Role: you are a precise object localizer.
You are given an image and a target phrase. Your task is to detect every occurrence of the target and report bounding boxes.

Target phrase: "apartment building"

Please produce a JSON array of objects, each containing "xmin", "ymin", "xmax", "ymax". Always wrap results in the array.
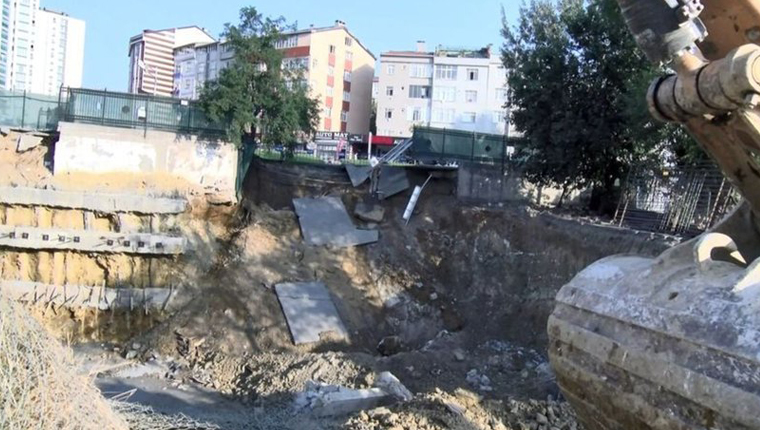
[
  {"xmin": 283, "ymin": 20, "xmax": 377, "ymax": 134},
  {"xmin": 128, "ymin": 26, "xmax": 214, "ymax": 97},
  {"xmin": 0, "ymin": 2, "xmax": 85, "ymax": 96},
  {"xmin": 174, "ymin": 40, "xmax": 235, "ymax": 100},
  {"xmin": 377, "ymin": 42, "xmax": 512, "ymax": 137}
]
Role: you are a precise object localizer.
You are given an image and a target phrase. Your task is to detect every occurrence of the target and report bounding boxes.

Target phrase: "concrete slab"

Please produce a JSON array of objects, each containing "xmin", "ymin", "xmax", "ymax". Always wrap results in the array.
[
  {"xmin": 275, "ymin": 282, "xmax": 349, "ymax": 345},
  {"xmin": 345, "ymin": 165, "xmax": 371, "ymax": 187},
  {"xmin": 0, "ymin": 186, "xmax": 188, "ymax": 214},
  {"xmin": 1, "ymin": 281, "xmax": 177, "ymax": 311},
  {"xmin": 0, "ymin": 225, "xmax": 186, "ymax": 255},
  {"xmin": 293, "ymin": 197, "xmax": 378, "ymax": 247},
  {"xmin": 16, "ymin": 134, "xmax": 44, "ymax": 152},
  {"xmin": 377, "ymin": 167, "xmax": 410, "ymax": 200}
]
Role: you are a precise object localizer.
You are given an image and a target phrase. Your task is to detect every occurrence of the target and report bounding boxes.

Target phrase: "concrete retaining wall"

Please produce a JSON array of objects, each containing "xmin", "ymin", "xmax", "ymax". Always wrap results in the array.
[
  {"xmin": 0, "ymin": 225, "xmax": 186, "ymax": 254},
  {"xmin": 54, "ymin": 122, "xmax": 238, "ymax": 202},
  {"xmin": 0, "ymin": 186, "xmax": 187, "ymax": 214}
]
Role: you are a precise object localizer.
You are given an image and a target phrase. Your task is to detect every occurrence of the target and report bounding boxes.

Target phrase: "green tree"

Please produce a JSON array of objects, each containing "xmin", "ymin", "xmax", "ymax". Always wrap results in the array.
[
  {"xmin": 502, "ymin": 0, "xmax": 700, "ymax": 208},
  {"xmin": 199, "ymin": 7, "xmax": 320, "ymax": 152}
]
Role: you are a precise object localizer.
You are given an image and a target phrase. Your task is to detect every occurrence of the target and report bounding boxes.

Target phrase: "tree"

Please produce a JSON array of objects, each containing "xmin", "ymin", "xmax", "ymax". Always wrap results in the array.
[
  {"xmin": 199, "ymin": 7, "xmax": 320, "ymax": 152},
  {"xmin": 502, "ymin": 0, "xmax": 700, "ymax": 208}
]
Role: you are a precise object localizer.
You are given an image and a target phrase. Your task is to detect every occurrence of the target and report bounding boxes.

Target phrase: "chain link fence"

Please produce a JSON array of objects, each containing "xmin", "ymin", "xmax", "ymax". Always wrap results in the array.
[
  {"xmin": 614, "ymin": 162, "xmax": 741, "ymax": 237},
  {"xmin": 0, "ymin": 89, "xmax": 61, "ymax": 130}
]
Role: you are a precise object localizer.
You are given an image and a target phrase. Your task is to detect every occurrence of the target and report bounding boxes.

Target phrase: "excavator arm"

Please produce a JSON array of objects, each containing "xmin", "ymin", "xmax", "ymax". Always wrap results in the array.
[
  {"xmin": 547, "ymin": 2, "xmax": 760, "ymax": 429},
  {"xmin": 618, "ymin": 0, "xmax": 760, "ymax": 216}
]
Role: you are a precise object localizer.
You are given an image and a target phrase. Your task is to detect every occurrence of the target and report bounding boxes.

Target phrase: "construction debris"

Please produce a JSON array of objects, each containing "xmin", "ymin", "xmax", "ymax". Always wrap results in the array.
[
  {"xmin": 294, "ymin": 372, "xmax": 412, "ymax": 417},
  {"xmin": 16, "ymin": 134, "xmax": 44, "ymax": 152},
  {"xmin": 275, "ymin": 282, "xmax": 349, "ymax": 345},
  {"xmin": 293, "ymin": 197, "xmax": 379, "ymax": 247},
  {"xmin": 376, "ymin": 166, "xmax": 411, "ymax": 200},
  {"xmin": 354, "ymin": 202, "xmax": 385, "ymax": 223},
  {"xmin": 345, "ymin": 164, "xmax": 371, "ymax": 187}
]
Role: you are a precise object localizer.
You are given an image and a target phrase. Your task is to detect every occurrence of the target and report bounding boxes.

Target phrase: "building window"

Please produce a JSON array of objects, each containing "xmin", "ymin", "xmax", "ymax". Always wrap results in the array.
[
  {"xmin": 386, "ymin": 86, "xmax": 394, "ymax": 96},
  {"xmin": 343, "ymin": 71, "xmax": 351, "ymax": 82},
  {"xmin": 493, "ymin": 110, "xmax": 507, "ymax": 123},
  {"xmin": 312, "ymin": 59, "xmax": 319, "ymax": 68},
  {"xmin": 328, "ymin": 66, "xmax": 335, "ymax": 76},
  {"xmin": 409, "ymin": 107, "xmax": 429, "ymax": 122},
  {"xmin": 345, "ymin": 37, "xmax": 353, "ymax": 46},
  {"xmin": 341, "ymin": 111, "xmax": 348, "ymax": 122},
  {"xmin": 343, "ymin": 91, "xmax": 350, "ymax": 101},
  {"xmin": 432, "ymin": 108, "xmax": 455, "ymax": 123},
  {"xmin": 410, "ymin": 64, "xmax": 432, "ymax": 78},
  {"xmin": 329, "ymin": 44, "xmax": 336, "ymax": 54},
  {"xmin": 467, "ymin": 68, "xmax": 479, "ymax": 81},
  {"xmin": 325, "ymin": 107, "xmax": 333, "ymax": 117},
  {"xmin": 387, "ymin": 64, "xmax": 395, "ymax": 75},
  {"xmin": 465, "ymin": 90, "xmax": 478, "ymax": 103},
  {"xmin": 346, "ymin": 51, "xmax": 353, "ymax": 61},
  {"xmin": 435, "ymin": 65, "xmax": 457, "ymax": 80},
  {"xmin": 385, "ymin": 108, "xmax": 393, "ymax": 120},
  {"xmin": 326, "ymin": 87, "xmax": 334, "ymax": 97},
  {"xmin": 433, "ymin": 87, "xmax": 456, "ymax": 102},
  {"xmin": 409, "ymin": 85, "xmax": 431, "ymax": 99},
  {"xmin": 496, "ymin": 88, "xmax": 508, "ymax": 103},
  {"xmin": 275, "ymin": 35, "xmax": 298, "ymax": 49},
  {"xmin": 463, "ymin": 112, "xmax": 477, "ymax": 123}
]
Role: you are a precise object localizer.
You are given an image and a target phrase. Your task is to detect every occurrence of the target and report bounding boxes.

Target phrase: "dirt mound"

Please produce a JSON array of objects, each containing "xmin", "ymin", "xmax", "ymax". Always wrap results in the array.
[{"xmin": 0, "ymin": 131, "xmax": 53, "ymax": 188}]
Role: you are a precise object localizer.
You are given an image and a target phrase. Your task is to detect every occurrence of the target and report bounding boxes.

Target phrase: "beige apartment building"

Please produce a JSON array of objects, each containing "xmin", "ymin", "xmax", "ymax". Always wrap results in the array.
[{"xmin": 277, "ymin": 21, "xmax": 375, "ymax": 134}]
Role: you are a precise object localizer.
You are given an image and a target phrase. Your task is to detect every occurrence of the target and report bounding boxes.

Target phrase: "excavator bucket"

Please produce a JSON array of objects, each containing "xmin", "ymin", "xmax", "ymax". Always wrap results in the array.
[
  {"xmin": 548, "ymin": 203, "xmax": 760, "ymax": 429},
  {"xmin": 548, "ymin": 1, "xmax": 760, "ymax": 428}
]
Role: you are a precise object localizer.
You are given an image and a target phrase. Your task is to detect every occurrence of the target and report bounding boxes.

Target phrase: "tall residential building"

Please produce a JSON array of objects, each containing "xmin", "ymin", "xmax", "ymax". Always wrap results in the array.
[
  {"xmin": 174, "ymin": 40, "xmax": 235, "ymax": 100},
  {"xmin": 173, "ymin": 20, "xmax": 375, "ymax": 134},
  {"xmin": 377, "ymin": 43, "xmax": 512, "ymax": 137},
  {"xmin": 128, "ymin": 26, "xmax": 214, "ymax": 97},
  {"xmin": 0, "ymin": 2, "xmax": 84, "ymax": 96}
]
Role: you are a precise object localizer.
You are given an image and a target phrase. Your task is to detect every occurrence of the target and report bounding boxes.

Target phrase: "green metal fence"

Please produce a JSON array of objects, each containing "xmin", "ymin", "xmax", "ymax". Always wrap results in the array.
[
  {"xmin": 0, "ymin": 89, "xmax": 61, "ymax": 130},
  {"xmin": 410, "ymin": 126, "xmax": 524, "ymax": 165},
  {"xmin": 61, "ymin": 88, "xmax": 226, "ymax": 136}
]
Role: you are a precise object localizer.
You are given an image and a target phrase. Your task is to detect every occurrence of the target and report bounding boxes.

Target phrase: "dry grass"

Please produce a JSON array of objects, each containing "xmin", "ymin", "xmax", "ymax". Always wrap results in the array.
[{"xmin": 0, "ymin": 294, "xmax": 129, "ymax": 429}]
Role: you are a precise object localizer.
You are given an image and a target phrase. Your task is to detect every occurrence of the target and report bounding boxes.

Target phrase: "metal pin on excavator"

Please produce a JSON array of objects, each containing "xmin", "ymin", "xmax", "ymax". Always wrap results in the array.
[{"xmin": 548, "ymin": 1, "xmax": 760, "ymax": 429}]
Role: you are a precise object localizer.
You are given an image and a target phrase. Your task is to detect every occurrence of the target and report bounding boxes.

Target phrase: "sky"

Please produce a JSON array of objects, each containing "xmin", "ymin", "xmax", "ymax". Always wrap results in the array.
[{"xmin": 41, "ymin": 0, "xmax": 523, "ymax": 91}]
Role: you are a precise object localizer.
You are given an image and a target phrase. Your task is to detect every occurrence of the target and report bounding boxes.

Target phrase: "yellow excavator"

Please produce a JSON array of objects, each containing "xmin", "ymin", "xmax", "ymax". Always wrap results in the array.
[{"xmin": 548, "ymin": 1, "xmax": 760, "ymax": 429}]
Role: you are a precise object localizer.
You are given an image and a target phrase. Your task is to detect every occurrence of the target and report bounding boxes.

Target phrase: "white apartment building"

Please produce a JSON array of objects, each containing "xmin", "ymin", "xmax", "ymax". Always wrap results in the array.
[
  {"xmin": 377, "ymin": 43, "xmax": 513, "ymax": 137},
  {"xmin": 171, "ymin": 21, "xmax": 376, "ymax": 134},
  {"xmin": 0, "ymin": 2, "xmax": 85, "ymax": 96},
  {"xmin": 174, "ymin": 40, "xmax": 235, "ymax": 100},
  {"xmin": 128, "ymin": 26, "xmax": 215, "ymax": 97}
]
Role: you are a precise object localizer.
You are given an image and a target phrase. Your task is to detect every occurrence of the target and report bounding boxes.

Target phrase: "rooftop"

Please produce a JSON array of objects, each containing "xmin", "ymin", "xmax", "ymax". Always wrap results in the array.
[{"xmin": 281, "ymin": 21, "xmax": 376, "ymax": 60}]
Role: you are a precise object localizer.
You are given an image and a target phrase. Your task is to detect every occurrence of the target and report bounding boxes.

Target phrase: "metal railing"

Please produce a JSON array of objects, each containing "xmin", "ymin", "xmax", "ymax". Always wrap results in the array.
[
  {"xmin": 0, "ymin": 89, "xmax": 61, "ymax": 130},
  {"xmin": 614, "ymin": 162, "xmax": 740, "ymax": 237},
  {"xmin": 409, "ymin": 126, "xmax": 523, "ymax": 165},
  {"xmin": 60, "ymin": 88, "xmax": 226, "ymax": 136}
]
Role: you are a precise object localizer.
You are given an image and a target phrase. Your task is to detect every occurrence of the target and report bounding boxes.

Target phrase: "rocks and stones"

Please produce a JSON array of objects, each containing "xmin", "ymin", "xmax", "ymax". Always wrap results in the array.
[
  {"xmin": 374, "ymin": 371, "xmax": 413, "ymax": 401},
  {"xmin": 294, "ymin": 373, "xmax": 412, "ymax": 417},
  {"xmin": 466, "ymin": 369, "xmax": 493, "ymax": 392},
  {"xmin": 453, "ymin": 349, "xmax": 466, "ymax": 362},
  {"xmin": 377, "ymin": 335, "xmax": 403, "ymax": 356},
  {"xmin": 354, "ymin": 202, "xmax": 386, "ymax": 223}
]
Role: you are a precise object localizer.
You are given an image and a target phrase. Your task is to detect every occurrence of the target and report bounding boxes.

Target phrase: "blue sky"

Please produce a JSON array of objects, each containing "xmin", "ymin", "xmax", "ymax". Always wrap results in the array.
[{"xmin": 41, "ymin": 0, "xmax": 523, "ymax": 91}]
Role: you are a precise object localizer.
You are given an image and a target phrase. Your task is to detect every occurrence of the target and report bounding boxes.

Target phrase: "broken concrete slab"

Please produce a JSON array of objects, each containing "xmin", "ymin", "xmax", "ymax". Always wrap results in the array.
[
  {"xmin": 275, "ymin": 282, "xmax": 349, "ymax": 345},
  {"xmin": 0, "ymin": 186, "xmax": 188, "ymax": 214},
  {"xmin": 16, "ymin": 134, "xmax": 44, "ymax": 152},
  {"xmin": 354, "ymin": 202, "xmax": 385, "ymax": 223},
  {"xmin": 295, "ymin": 381, "xmax": 392, "ymax": 417},
  {"xmin": 375, "ymin": 371, "xmax": 413, "ymax": 401},
  {"xmin": 293, "ymin": 197, "xmax": 378, "ymax": 247},
  {"xmin": 377, "ymin": 167, "xmax": 410, "ymax": 200},
  {"xmin": 0, "ymin": 225, "xmax": 187, "ymax": 255},
  {"xmin": 1, "ymin": 280, "xmax": 178, "ymax": 311},
  {"xmin": 345, "ymin": 165, "xmax": 371, "ymax": 187}
]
